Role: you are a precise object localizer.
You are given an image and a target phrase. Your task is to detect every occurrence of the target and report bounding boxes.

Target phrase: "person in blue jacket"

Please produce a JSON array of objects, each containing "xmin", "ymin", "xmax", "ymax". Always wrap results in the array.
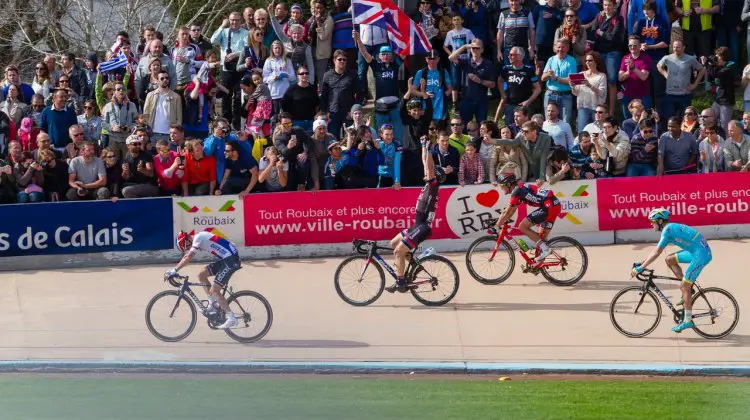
[
  {"xmin": 376, "ymin": 123, "xmax": 402, "ymax": 189},
  {"xmin": 202, "ymin": 118, "xmax": 254, "ymax": 185}
]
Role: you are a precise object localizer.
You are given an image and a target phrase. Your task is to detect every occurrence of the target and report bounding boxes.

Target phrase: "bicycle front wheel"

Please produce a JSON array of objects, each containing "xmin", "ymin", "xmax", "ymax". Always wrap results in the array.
[
  {"xmin": 334, "ymin": 256, "xmax": 386, "ymax": 306},
  {"xmin": 540, "ymin": 236, "xmax": 588, "ymax": 286},
  {"xmin": 409, "ymin": 255, "xmax": 460, "ymax": 306},
  {"xmin": 610, "ymin": 286, "xmax": 662, "ymax": 338},
  {"xmin": 465, "ymin": 235, "xmax": 515, "ymax": 285},
  {"xmin": 225, "ymin": 290, "xmax": 274, "ymax": 343},
  {"xmin": 145, "ymin": 290, "xmax": 197, "ymax": 342},
  {"xmin": 691, "ymin": 287, "xmax": 739, "ymax": 339}
]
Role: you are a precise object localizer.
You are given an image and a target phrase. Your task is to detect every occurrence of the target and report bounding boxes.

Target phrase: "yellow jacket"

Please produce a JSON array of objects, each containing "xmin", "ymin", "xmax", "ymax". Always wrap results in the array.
[{"xmin": 681, "ymin": 0, "xmax": 713, "ymax": 31}]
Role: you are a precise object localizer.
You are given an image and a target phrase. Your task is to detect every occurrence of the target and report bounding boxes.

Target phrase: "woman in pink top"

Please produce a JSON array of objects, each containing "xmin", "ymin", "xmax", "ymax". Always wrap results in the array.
[{"xmin": 153, "ymin": 139, "xmax": 184, "ymax": 195}]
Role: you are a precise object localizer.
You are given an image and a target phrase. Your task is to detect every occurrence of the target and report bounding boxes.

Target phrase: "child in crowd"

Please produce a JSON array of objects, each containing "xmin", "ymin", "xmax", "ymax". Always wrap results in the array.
[
  {"xmin": 458, "ymin": 142, "xmax": 484, "ymax": 186},
  {"xmin": 246, "ymin": 69, "xmax": 273, "ymax": 137},
  {"xmin": 324, "ymin": 141, "xmax": 348, "ymax": 190},
  {"xmin": 17, "ymin": 117, "xmax": 39, "ymax": 152},
  {"xmin": 589, "ymin": 147, "xmax": 608, "ymax": 178}
]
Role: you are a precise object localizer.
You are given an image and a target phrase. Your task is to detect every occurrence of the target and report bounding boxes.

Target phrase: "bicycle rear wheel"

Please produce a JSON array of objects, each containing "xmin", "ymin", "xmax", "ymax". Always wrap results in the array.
[
  {"xmin": 610, "ymin": 286, "xmax": 662, "ymax": 338},
  {"xmin": 691, "ymin": 287, "xmax": 739, "ymax": 339},
  {"xmin": 334, "ymin": 256, "xmax": 385, "ymax": 306},
  {"xmin": 465, "ymin": 235, "xmax": 515, "ymax": 285},
  {"xmin": 145, "ymin": 290, "xmax": 197, "ymax": 342},
  {"xmin": 225, "ymin": 290, "xmax": 274, "ymax": 343},
  {"xmin": 540, "ymin": 236, "xmax": 588, "ymax": 286},
  {"xmin": 409, "ymin": 255, "xmax": 459, "ymax": 306}
]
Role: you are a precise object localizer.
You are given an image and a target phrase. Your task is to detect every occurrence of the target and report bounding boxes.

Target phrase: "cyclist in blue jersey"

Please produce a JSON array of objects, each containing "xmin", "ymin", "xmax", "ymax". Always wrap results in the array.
[
  {"xmin": 631, "ymin": 208, "xmax": 713, "ymax": 333},
  {"xmin": 165, "ymin": 231, "xmax": 242, "ymax": 329}
]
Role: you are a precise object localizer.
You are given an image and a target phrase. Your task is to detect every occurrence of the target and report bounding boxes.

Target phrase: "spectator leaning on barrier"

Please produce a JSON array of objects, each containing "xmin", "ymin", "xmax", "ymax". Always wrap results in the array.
[
  {"xmin": 458, "ymin": 141, "xmax": 485, "ymax": 186},
  {"xmin": 66, "ymin": 141, "xmax": 110, "ymax": 201},
  {"xmin": 273, "ymin": 112, "xmax": 311, "ymax": 191},
  {"xmin": 494, "ymin": 120, "xmax": 551, "ymax": 182},
  {"xmin": 143, "ymin": 70, "xmax": 182, "ymax": 142},
  {"xmin": 723, "ymin": 120, "xmax": 750, "ymax": 172},
  {"xmin": 121, "ymin": 135, "xmax": 159, "ymax": 198},
  {"xmin": 101, "ymin": 81, "xmax": 137, "ymax": 160},
  {"xmin": 545, "ymin": 146, "xmax": 575, "ymax": 184},
  {"xmin": 182, "ymin": 139, "xmax": 217, "ymax": 196},
  {"xmin": 324, "ymin": 141, "xmax": 348, "ymax": 190},
  {"xmin": 258, "ymin": 145, "xmax": 289, "ymax": 192},
  {"xmin": 40, "ymin": 89, "xmax": 78, "ymax": 154},
  {"xmin": 568, "ymin": 131, "xmax": 595, "ymax": 178},
  {"xmin": 490, "ymin": 126, "xmax": 528, "ymax": 183},
  {"xmin": 699, "ymin": 123, "xmax": 726, "ymax": 173},
  {"xmin": 308, "ymin": 119, "xmax": 336, "ymax": 191},
  {"xmin": 216, "ymin": 141, "xmax": 258, "ymax": 197},
  {"xmin": 658, "ymin": 116, "xmax": 699, "ymax": 175},
  {"xmin": 153, "ymin": 139, "xmax": 184, "ymax": 195},
  {"xmin": 13, "ymin": 151, "xmax": 44, "ymax": 203},
  {"xmin": 627, "ymin": 119, "xmax": 659, "ymax": 176}
]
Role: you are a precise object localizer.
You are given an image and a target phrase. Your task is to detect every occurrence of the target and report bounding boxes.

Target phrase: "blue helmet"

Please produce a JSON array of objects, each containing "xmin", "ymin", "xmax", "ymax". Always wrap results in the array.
[{"xmin": 647, "ymin": 208, "xmax": 670, "ymax": 222}]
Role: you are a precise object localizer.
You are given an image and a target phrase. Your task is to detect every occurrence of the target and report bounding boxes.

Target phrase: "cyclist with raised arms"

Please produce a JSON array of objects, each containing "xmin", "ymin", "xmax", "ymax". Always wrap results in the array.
[
  {"xmin": 385, "ymin": 136, "xmax": 446, "ymax": 293},
  {"xmin": 165, "ymin": 231, "xmax": 242, "ymax": 329},
  {"xmin": 493, "ymin": 172, "xmax": 559, "ymax": 261},
  {"xmin": 631, "ymin": 208, "xmax": 713, "ymax": 333}
]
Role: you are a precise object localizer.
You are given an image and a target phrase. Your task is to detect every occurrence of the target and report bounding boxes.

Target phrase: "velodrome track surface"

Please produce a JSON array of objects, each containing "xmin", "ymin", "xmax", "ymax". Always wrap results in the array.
[{"xmin": 0, "ymin": 239, "xmax": 747, "ymax": 368}]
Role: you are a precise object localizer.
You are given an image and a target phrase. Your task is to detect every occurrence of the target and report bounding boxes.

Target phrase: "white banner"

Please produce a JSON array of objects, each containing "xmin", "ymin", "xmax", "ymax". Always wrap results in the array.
[{"xmin": 172, "ymin": 196, "xmax": 245, "ymax": 247}]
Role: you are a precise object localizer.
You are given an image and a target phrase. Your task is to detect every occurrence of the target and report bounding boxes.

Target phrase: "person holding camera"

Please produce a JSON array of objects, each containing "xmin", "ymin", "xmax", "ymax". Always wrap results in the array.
[
  {"xmin": 703, "ymin": 47, "xmax": 736, "ymax": 135},
  {"xmin": 211, "ymin": 12, "xmax": 249, "ymax": 130},
  {"xmin": 203, "ymin": 118, "xmax": 254, "ymax": 186},
  {"xmin": 273, "ymin": 112, "xmax": 312, "ymax": 191}
]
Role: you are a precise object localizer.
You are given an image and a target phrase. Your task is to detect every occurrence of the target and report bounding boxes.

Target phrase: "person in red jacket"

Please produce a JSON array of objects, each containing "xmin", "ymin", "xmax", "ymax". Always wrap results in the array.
[{"xmin": 181, "ymin": 139, "xmax": 216, "ymax": 196}]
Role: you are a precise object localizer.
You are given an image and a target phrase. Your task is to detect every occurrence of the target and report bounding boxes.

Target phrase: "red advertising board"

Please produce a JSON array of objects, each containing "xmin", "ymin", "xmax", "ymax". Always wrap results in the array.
[{"xmin": 596, "ymin": 172, "xmax": 750, "ymax": 230}]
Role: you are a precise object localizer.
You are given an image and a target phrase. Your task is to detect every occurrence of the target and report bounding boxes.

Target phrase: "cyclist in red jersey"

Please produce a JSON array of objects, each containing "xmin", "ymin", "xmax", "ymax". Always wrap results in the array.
[{"xmin": 493, "ymin": 172, "xmax": 561, "ymax": 260}]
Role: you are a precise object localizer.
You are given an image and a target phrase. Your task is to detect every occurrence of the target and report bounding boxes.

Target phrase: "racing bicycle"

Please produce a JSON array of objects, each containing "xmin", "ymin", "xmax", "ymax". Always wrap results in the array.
[
  {"xmin": 145, "ymin": 272, "xmax": 273, "ymax": 343},
  {"xmin": 465, "ymin": 217, "xmax": 588, "ymax": 286},
  {"xmin": 334, "ymin": 239, "xmax": 460, "ymax": 307},
  {"xmin": 610, "ymin": 265, "xmax": 739, "ymax": 339}
]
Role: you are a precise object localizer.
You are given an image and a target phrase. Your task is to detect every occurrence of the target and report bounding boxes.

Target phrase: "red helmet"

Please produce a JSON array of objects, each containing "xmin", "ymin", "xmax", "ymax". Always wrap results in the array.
[{"xmin": 176, "ymin": 230, "xmax": 191, "ymax": 252}]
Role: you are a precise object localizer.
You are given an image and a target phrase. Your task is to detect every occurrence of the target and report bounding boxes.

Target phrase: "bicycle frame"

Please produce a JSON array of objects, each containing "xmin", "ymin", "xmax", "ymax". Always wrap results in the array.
[
  {"xmin": 167, "ymin": 275, "xmax": 245, "ymax": 320},
  {"xmin": 633, "ymin": 269, "xmax": 714, "ymax": 321},
  {"xmin": 353, "ymin": 240, "xmax": 435, "ymax": 287},
  {"xmin": 490, "ymin": 222, "xmax": 563, "ymax": 270}
]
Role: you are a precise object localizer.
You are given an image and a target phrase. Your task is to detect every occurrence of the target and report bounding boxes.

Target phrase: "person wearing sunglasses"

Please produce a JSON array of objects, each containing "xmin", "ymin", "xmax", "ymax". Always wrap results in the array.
[
  {"xmin": 142, "ymin": 70, "xmax": 182, "ymax": 143},
  {"xmin": 77, "ymin": 99, "xmax": 102, "ymax": 144},
  {"xmin": 448, "ymin": 39, "xmax": 495, "ymax": 127},
  {"xmin": 319, "ymin": 49, "xmax": 359, "ymax": 141},
  {"xmin": 31, "ymin": 61, "xmax": 53, "ymax": 99},
  {"xmin": 281, "ymin": 66, "xmax": 319, "ymax": 133},
  {"xmin": 100, "ymin": 81, "xmax": 137, "ymax": 160},
  {"xmin": 626, "ymin": 120, "xmax": 659, "ymax": 177},
  {"xmin": 121, "ymin": 135, "xmax": 159, "ymax": 198}
]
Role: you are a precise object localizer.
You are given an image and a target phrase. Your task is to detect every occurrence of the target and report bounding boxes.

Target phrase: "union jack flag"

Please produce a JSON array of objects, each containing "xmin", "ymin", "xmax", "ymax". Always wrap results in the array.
[{"xmin": 352, "ymin": 0, "xmax": 432, "ymax": 57}]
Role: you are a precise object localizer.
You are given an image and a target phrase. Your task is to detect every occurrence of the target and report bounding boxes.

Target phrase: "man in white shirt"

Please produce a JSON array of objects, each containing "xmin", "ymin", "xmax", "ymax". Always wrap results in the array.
[
  {"xmin": 542, "ymin": 102, "xmax": 574, "ymax": 150},
  {"xmin": 143, "ymin": 71, "xmax": 183, "ymax": 143}
]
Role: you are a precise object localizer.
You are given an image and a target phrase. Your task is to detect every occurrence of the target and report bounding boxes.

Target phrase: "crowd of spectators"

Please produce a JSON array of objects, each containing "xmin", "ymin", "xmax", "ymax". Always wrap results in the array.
[{"xmin": 0, "ymin": 0, "xmax": 749, "ymax": 205}]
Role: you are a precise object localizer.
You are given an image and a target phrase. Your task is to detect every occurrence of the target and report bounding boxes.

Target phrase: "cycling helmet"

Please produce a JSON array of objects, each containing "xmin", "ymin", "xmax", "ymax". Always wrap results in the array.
[
  {"xmin": 176, "ymin": 230, "xmax": 191, "ymax": 252},
  {"xmin": 647, "ymin": 208, "xmax": 670, "ymax": 223},
  {"xmin": 434, "ymin": 166, "xmax": 447, "ymax": 184},
  {"xmin": 498, "ymin": 172, "xmax": 517, "ymax": 186}
]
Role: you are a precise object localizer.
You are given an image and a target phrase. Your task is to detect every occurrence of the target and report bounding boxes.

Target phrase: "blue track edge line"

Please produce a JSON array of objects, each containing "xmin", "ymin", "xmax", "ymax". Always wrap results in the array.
[{"xmin": 0, "ymin": 361, "xmax": 750, "ymax": 376}]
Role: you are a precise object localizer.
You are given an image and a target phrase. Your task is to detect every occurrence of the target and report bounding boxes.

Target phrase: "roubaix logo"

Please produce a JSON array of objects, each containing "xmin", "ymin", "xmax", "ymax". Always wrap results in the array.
[
  {"xmin": 175, "ymin": 199, "xmax": 242, "ymax": 241},
  {"xmin": 554, "ymin": 184, "xmax": 590, "ymax": 225}
]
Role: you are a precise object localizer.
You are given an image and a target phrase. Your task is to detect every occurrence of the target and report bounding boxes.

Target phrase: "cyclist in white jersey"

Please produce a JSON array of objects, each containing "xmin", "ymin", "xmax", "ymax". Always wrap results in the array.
[{"xmin": 165, "ymin": 231, "xmax": 242, "ymax": 329}]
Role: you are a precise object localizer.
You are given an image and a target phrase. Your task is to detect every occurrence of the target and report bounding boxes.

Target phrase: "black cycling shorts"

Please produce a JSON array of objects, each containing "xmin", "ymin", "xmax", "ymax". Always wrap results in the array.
[
  {"xmin": 401, "ymin": 224, "xmax": 432, "ymax": 250},
  {"xmin": 206, "ymin": 255, "xmax": 241, "ymax": 287},
  {"xmin": 526, "ymin": 204, "xmax": 561, "ymax": 230}
]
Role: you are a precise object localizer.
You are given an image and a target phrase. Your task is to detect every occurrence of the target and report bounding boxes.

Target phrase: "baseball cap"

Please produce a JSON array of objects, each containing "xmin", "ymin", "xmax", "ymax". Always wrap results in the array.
[
  {"xmin": 126, "ymin": 135, "xmax": 141, "ymax": 145},
  {"xmin": 327, "ymin": 141, "xmax": 342, "ymax": 151},
  {"xmin": 426, "ymin": 49, "xmax": 439, "ymax": 59},
  {"xmin": 379, "ymin": 45, "xmax": 393, "ymax": 54}
]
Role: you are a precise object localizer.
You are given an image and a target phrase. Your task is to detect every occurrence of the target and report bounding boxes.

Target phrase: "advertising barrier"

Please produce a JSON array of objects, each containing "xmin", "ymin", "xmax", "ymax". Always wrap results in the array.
[
  {"xmin": 242, "ymin": 180, "xmax": 599, "ymax": 247},
  {"xmin": 0, "ymin": 198, "xmax": 173, "ymax": 257},
  {"xmin": 596, "ymin": 172, "xmax": 750, "ymax": 231}
]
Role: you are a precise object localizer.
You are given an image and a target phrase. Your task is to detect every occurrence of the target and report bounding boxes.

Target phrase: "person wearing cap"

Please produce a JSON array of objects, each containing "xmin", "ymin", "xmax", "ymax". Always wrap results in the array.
[
  {"xmin": 83, "ymin": 53, "xmax": 99, "ymax": 100},
  {"xmin": 410, "ymin": 50, "xmax": 453, "ymax": 129},
  {"xmin": 309, "ymin": 118, "xmax": 337, "ymax": 191},
  {"xmin": 353, "ymin": 32, "xmax": 403, "ymax": 140},
  {"xmin": 448, "ymin": 38, "xmax": 495, "ymax": 126},
  {"xmin": 323, "ymin": 140, "xmax": 348, "ymax": 189},
  {"xmin": 121, "ymin": 134, "xmax": 159, "ymax": 198}
]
